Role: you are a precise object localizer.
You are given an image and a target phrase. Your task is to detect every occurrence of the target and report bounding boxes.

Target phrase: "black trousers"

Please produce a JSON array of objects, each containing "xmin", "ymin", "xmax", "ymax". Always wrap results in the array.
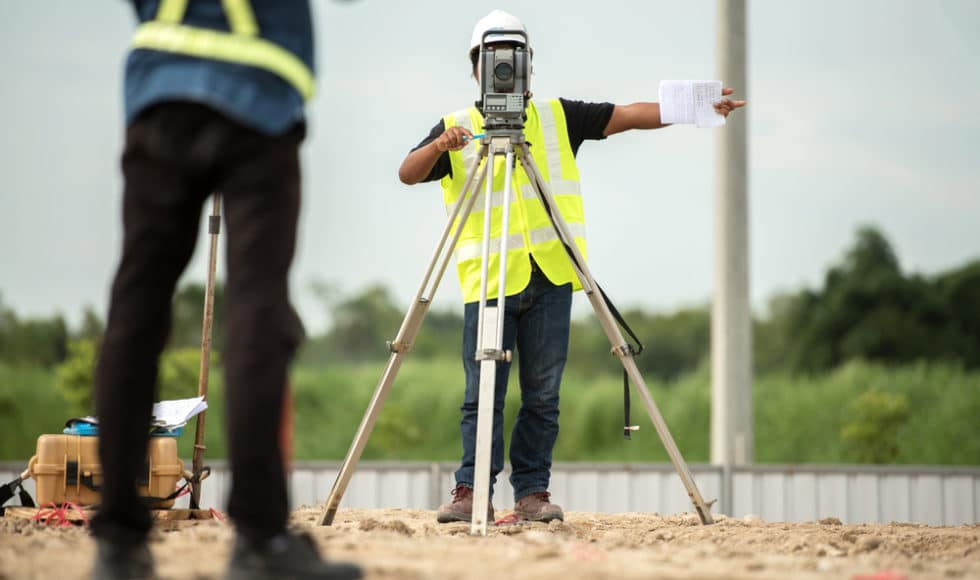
[{"xmin": 91, "ymin": 102, "xmax": 305, "ymax": 545}]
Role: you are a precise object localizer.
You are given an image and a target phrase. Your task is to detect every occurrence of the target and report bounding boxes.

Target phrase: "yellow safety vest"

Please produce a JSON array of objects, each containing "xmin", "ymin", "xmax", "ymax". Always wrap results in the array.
[
  {"xmin": 442, "ymin": 99, "xmax": 587, "ymax": 304},
  {"xmin": 131, "ymin": 0, "xmax": 315, "ymax": 101}
]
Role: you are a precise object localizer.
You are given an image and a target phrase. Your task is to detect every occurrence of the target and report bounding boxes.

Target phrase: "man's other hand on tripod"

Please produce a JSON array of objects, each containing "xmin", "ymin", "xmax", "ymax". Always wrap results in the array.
[
  {"xmin": 399, "ymin": 126, "xmax": 473, "ymax": 184},
  {"xmin": 436, "ymin": 126, "xmax": 474, "ymax": 152}
]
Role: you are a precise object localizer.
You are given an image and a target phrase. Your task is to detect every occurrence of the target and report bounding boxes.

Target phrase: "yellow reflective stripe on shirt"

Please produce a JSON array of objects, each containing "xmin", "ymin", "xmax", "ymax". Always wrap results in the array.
[
  {"xmin": 550, "ymin": 99, "xmax": 580, "ymax": 182},
  {"xmin": 455, "ymin": 233, "xmax": 527, "ymax": 262},
  {"xmin": 132, "ymin": 21, "xmax": 315, "ymax": 100},
  {"xmin": 455, "ymin": 222, "xmax": 586, "ymax": 264},
  {"xmin": 222, "ymin": 0, "xmax": 259, "ymax": 36},
  {"xmin": 456, "ymin": 112, "xmax": 478, "ymax": 190},
  {"xmin": 442, "ymin": 109, "xmax": 478, "ymax": 204},
  {"xmin": 520, "ymin": 180, "xmax": 581, "ymax": 200},
  {"xmin": 535, "ymin": 100, "xmax": 563, "ymax": 182},
  {"xmin": 528, "ymin": 222, "xmax": 586, "ymax": 246},
  {"xmin": 156, "ymin": 0, "xmax": 188, "ymax": 23},
  {"xmin": 470, "ymin": 188, "xmax": 520, "ymax": 212}
]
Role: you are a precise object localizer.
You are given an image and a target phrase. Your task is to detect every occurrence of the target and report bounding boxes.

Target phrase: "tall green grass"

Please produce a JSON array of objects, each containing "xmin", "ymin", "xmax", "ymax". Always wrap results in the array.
[
  {"xmin": 1, "ymin": 360, "xmax": 977, "ymax": 465},
  {"xmin": 752, "ymin": 360, "xmax": 980, "ymax": 464}
]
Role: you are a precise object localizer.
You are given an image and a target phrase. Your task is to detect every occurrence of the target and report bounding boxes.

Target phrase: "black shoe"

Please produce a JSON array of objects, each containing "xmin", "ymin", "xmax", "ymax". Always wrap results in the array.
[
  {"xmin": 225, "ymin": 531, "xmax": 362, "ymax": 580},
  {"xmin": 91, "ymin": 540, "xmax": 155, "ymax": 580}
]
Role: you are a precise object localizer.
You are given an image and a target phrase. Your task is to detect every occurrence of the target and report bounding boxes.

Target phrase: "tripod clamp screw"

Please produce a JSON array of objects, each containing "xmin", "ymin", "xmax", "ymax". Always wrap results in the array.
[
  {"xmin": 386, "ymin": 340, "xmax": 412, "ymax": 354},
  {"xmin": 611, "ymin": 344, "xmax": 635, "ymax": 358},
  {"xmin": 476, "ymin": 349, "xmax": 511, "ymax": 362}
]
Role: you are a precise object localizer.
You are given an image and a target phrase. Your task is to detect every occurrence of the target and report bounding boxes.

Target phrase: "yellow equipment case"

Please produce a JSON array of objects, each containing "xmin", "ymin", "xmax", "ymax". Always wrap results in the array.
[{"xmin": 27, "ymin": 435, "xmax": 185, "ymax": 509}]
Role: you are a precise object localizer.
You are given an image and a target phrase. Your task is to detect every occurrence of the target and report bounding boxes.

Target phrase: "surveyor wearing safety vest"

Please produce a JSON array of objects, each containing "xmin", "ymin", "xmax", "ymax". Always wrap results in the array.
[
  {"xmin": 399, "ymin": 10, "xmax": 746, "ymax": 524},
  {"xmin": 91, "ymin": 2, "xmax": 361, "ymax": 579}
]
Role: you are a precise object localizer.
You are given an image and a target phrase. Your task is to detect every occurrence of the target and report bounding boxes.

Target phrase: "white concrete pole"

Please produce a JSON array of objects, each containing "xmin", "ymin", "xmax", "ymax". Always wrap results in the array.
[{"xmin": 712, "ymin": 0, "xmax": 753, "ymax": 482}]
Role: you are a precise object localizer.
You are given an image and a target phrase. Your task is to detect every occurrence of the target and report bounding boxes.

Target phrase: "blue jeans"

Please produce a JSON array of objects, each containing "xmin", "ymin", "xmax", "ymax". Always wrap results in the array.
[{"xmin": 454, "ymin": 267, "xmax": 572, "ymax": 501}]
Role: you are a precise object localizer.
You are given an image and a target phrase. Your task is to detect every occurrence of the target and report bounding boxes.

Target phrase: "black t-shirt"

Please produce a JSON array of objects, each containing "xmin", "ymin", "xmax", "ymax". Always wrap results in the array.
[{"xmin": 410, "ymin": 98, "xmax": 614, "ymax": 183}]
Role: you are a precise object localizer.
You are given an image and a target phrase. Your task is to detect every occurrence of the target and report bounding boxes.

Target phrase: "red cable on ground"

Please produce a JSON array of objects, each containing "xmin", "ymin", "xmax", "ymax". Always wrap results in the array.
[
  {"xmin": 852, "ymin": 572, "xmax": 909, "ymax": 580},
  {"xmin": 32, "ymin": 502, "xmax": 88, "ymax": 527},
  {"xmin": 63, "ymin": 501, "xmax": 88, "ymax": 525},
  {"xmin": 494, "ymin": 513, "xmax": 521, "ymax": 525}
]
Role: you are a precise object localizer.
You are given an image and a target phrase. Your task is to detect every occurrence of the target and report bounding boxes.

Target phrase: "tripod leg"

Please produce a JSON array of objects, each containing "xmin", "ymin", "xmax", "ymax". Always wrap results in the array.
[
  {"xmin": 516, "ymin": 148, "xmax": 715, "ymax": 525},
  {"xmin": 470, "ymin": 140, "xmax": 517, "ymax": 536},
  {"xmin": 470, "ymin": 331, "xmax": 499, "ymax": 533},
  {"xmin": 317, "ymin": 152, "xmax": 490, "ymax": 526}
]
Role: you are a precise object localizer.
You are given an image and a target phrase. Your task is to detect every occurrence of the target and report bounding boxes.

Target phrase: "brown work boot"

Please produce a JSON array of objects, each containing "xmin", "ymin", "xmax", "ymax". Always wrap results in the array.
[
  {"xmin": 436, "ymin": 484, "xmax": 495, "ymax": 523},
  {"xmin": 514, "ymin": 491, "xmax": 564, "ymax": 522}
]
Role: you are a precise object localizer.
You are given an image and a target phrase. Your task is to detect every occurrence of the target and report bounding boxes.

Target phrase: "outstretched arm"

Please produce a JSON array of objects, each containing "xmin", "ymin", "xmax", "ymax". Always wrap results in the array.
[{"xmin": 603, "ymin": 87, "xmax": 746, "ymax": 137}]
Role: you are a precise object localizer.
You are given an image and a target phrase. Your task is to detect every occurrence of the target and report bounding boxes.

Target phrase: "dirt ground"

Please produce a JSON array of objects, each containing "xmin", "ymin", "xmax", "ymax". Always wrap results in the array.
[{"xmin": 1, "ymin": 506, "xmax": 977, "ymax": 579}]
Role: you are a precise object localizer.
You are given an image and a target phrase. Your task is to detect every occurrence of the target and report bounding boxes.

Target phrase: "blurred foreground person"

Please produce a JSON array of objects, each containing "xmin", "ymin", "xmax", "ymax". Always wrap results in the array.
[
  {"xmin": 91, "ymin": 1, "xmax": 361, "ymax": 578},
  {"xmin": 398, "ymin": 9, "xmax": 745, "ymax": 525}
]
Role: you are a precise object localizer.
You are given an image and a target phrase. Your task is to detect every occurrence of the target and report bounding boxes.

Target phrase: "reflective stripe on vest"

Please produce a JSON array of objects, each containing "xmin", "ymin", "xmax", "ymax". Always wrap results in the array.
[
  {"xmin": 536, "ymin": 100, "xmax": 564, "ymax": 182},
  {"xmin": 442, "ymin": 99, "xmax": 587, "ymax": 303},
  {"xmin": 454, "ymin": 222, "xmax": 588, "ymax": 262},
  {"xmin": 131, "ymin": 0, "xmax": 315, "ymax": 101},
  {"xmin": 462, "ymin": 179, "xmax": 582, "ymax": 214}
]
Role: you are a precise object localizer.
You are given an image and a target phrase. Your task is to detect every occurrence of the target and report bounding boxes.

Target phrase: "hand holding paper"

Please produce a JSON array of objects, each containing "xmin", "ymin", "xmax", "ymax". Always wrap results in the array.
[{"xmin": 659, "ymin": 80, "xmax": 744, "ymax": 128}]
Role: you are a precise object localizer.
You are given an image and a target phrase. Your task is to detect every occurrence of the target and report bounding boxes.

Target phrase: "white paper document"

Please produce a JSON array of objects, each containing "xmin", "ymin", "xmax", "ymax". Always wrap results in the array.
[
  {"xmin": 658, "ymin": 80, "xmax": 726, "ymax": 128},
  {"xmin": 151, "ymin": 396, "xmax": 208, "ymax": 429}
]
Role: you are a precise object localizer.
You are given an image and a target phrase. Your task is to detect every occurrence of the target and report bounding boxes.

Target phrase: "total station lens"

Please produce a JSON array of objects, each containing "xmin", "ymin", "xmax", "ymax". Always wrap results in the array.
[{"xmin": 494, "ymin": 62, "xmax": 514, "ymax": 81}]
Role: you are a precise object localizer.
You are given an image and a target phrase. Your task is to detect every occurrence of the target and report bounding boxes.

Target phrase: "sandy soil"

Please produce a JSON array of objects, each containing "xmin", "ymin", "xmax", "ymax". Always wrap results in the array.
[{"xmin": 1, "ymin": 507, "xmax": 977, "ymax": 579}]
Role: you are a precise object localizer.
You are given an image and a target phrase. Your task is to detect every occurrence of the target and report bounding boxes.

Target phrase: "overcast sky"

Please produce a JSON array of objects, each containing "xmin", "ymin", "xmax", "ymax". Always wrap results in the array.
[{"xmin": 1, "ymin": 1, "xmax": 978, "ymax": 334}]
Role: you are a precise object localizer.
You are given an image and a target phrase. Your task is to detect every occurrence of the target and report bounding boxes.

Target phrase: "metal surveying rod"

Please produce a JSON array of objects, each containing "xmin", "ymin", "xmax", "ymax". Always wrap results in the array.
[{"xmin": 190, "ymin": 194, "xmax": 221, "ymax": 510}]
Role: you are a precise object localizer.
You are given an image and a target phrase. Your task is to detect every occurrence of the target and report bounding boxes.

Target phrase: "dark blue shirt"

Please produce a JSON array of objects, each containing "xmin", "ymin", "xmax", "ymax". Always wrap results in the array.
[{"xmin": 126, "ymin": 0, "xmax": 315, "ymax": 135}]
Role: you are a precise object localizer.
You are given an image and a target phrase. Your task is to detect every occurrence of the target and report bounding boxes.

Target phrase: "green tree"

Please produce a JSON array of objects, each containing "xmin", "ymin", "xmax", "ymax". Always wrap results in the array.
[
  {"xmin": 169, "ymin": 282, "xmax": 225, "ymax": 350},
  {"xmin": 635, "ymin": 307, "xmax": 710, "ymax": 381},
  {"xmin": 76, "ymin": 305, "xmax": 105, "ymax": 342},
  {"xmin": 55, "ymin": 339, "xmax": 214, "ymax": 414},
  {"xmin": 158, "ymin": 348, "xmax": 216, "ymax": 401},
  {"xmin": 935, "ymin": 260, "xmax": 980, "ymax": 366},
  {"xmin": 755, "ymin": 225, "xmax": 970, "ymax": 373},
  {"xmin": 323, "ymin": 284, "xmax": 403, "ymax": 361},
  {"xmin": 55, "ymin": 339, "xmax": 98, "ymax": 413},
  {"xmin": 568, "ymin": 306, "xmax": 709, "ymax": 382},
  {"xmin": 0, "ymin": 294, "xmax": 69, "ymax": 368},
  {"xmin": 410, "ymin": 308, "xmax": 463, "ymax": 359}
]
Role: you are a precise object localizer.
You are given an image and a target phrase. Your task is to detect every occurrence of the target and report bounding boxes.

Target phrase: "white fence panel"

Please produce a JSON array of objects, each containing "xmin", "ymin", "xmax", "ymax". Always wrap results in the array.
[{"xmin": 3, "ymin": 462, "xmax": 978, "ymax": 526}]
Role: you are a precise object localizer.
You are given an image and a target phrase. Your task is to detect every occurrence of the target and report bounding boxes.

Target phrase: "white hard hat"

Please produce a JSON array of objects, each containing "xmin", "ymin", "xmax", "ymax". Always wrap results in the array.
[{"xmin": 469, "ymin": 10, "xmax": 528, "ymax": 54}]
